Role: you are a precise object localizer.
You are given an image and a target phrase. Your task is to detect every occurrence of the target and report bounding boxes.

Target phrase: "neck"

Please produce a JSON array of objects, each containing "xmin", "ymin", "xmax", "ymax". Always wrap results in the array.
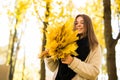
[{"xmin": 77, "ymin": 34, "xmax": 87, "ymax": 39}]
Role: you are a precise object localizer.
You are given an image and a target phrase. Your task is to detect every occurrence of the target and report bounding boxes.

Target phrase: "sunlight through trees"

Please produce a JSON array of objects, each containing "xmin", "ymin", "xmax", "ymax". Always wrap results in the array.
[{"xmin": 0, "ymin": 0, "xmax": 120, "ymax": 80}]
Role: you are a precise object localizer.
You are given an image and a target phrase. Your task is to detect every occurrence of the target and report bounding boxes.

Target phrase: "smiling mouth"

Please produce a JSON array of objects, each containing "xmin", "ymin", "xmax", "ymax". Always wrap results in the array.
[{"xmin": 77, "ymin": 28, "xmax": 83, "ymax": 30}]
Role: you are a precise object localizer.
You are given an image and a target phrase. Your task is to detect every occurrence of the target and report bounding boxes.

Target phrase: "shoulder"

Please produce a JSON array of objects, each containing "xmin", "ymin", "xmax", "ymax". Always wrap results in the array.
[
  {"xmin": 86, "ymin": 44, "xmax": 102, "ymax": 62},
  {"xmin": 92, "ymin": 44, "xmax": 101, "ymax": 53}
]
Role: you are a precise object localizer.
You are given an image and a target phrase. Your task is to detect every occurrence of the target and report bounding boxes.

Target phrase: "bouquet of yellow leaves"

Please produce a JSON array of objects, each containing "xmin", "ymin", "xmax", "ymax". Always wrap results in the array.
[{"xmin": 40, "ymin": 19, "xmax": 79, "ymax": 60}]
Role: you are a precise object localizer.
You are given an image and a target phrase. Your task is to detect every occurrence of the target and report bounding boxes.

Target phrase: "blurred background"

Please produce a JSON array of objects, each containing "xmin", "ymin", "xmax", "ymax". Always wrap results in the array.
[{"xmin": 0, "ymin": 0, "xmax": 120, "ymax": 80}]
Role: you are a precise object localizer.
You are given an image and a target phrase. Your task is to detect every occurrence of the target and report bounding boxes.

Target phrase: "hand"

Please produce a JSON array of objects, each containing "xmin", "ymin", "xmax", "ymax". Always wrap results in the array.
[
  {"xmin": 61, "ymin": 55, "xmax": 74, "ymax": 65},
  {"xmin": 38, "ymin": 50, "xmax": 49, "ymax": 58}
]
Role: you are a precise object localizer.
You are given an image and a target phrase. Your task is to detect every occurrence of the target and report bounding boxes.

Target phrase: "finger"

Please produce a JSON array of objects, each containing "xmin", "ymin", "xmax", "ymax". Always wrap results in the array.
[
  {"xmin": 61, "ymin": 58, "xmax": 66, "ymax": 62},
  {"xmin": 38, "ymin": 51, "xmax": 48, "ymax": 58}
]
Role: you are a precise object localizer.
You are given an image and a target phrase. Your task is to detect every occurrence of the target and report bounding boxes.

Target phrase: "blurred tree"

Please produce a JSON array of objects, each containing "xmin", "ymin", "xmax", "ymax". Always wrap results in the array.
[
  {"xmin": 7, "ymin": 0, "xmax": 32, "ymax": 80},
  {"xmin": 115, "ymin": 0, "xmax": 120, "ymax": 13},
  {"xmin": 4, "ymin": 0, "xmax": 120, "ymax": 79},
  {"xmin": 40, "ymin": 1, "xmax": 49, "ymax": 80},
  {"xmin": 33, "ymin": 0, "xmax": 50, "ymax": 79},
  {"xmin": 103, "ymin": 0, "xmax": 120, "ymax": 80}
]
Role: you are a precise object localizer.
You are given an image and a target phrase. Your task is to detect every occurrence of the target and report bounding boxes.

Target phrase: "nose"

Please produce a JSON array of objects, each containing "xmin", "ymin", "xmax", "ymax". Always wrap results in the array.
[{"xmin": 77, "ymin": 23, "xmax": 81, "ymax": 28}]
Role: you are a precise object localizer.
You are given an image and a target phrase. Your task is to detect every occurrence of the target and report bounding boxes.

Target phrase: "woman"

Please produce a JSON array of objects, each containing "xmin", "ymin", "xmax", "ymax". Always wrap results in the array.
[{"xmin": 44, "ymin": 14, "xmax": 102, "ymax": 80}]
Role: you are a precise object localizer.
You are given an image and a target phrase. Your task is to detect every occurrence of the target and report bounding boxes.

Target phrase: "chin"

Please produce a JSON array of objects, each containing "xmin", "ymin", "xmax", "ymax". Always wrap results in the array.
[{"xmin": 78, "ymin": 32, "xmax": 82, "ymax": 34}]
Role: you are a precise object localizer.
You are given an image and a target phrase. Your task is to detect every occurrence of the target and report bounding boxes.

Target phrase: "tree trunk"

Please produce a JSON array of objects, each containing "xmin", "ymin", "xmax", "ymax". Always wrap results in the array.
[
  {"xmin": 9, "ymin": 28, "xmax": 17, "ymax": 80},
  {"xmin": 103, "ymin": 0, "xmax": 118, "ymax": 80},
  {"xmin": 40, "ymin": 2, "xmax": 50, "ymax": 80},
  {"xmin": 40, "ymin": 24, "xmax": 46, "ymax": 80}
]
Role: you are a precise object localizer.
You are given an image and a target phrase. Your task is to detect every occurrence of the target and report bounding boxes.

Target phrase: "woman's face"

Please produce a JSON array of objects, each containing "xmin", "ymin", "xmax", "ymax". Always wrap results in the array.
[{"xmin": 75, "ymin": 16, "xmax": 86, "ymax": 34}]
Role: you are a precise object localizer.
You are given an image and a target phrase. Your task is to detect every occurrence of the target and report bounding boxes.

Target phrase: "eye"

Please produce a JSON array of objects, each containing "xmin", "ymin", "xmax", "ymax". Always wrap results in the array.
[
  {"xmin": 80, "ymin": 21, "xmax": 84, "ymax": 24},
  {"xmin": 74, "ymin": 22, "xmax": 78, "ymax": 25},
  {"xmin": 81, "ymin": 22, "xmax": 84, "ymax": 24}
]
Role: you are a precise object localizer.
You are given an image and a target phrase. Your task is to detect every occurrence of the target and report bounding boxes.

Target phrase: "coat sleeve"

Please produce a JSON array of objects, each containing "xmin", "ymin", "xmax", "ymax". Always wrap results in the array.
[
  {"xmin": 68, "ymin": 45, "xmax": 102, "ymax": 80},
  {"xmin": 45, "ymin": 57, "xmax": 59, "ymax": 72}
]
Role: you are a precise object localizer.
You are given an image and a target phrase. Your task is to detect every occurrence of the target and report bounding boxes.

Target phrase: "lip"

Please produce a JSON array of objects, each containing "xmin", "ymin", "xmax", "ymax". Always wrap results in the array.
[{"xmin": 77, "ymin": 28, "xmax": 83, "ymax": 30}]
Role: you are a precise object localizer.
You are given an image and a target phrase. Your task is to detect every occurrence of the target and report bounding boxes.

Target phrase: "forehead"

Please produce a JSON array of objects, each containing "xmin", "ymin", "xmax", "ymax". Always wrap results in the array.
[{"xmin": 76, "ymin": 16, "xmax": 84, "ymax": 21}]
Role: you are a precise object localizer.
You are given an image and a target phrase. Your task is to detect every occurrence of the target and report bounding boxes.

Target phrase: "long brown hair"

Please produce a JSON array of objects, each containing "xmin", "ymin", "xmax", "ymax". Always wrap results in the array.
[{"xmin": 74, "ymin": 14, "xmax": 98, "ymax": 50}]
